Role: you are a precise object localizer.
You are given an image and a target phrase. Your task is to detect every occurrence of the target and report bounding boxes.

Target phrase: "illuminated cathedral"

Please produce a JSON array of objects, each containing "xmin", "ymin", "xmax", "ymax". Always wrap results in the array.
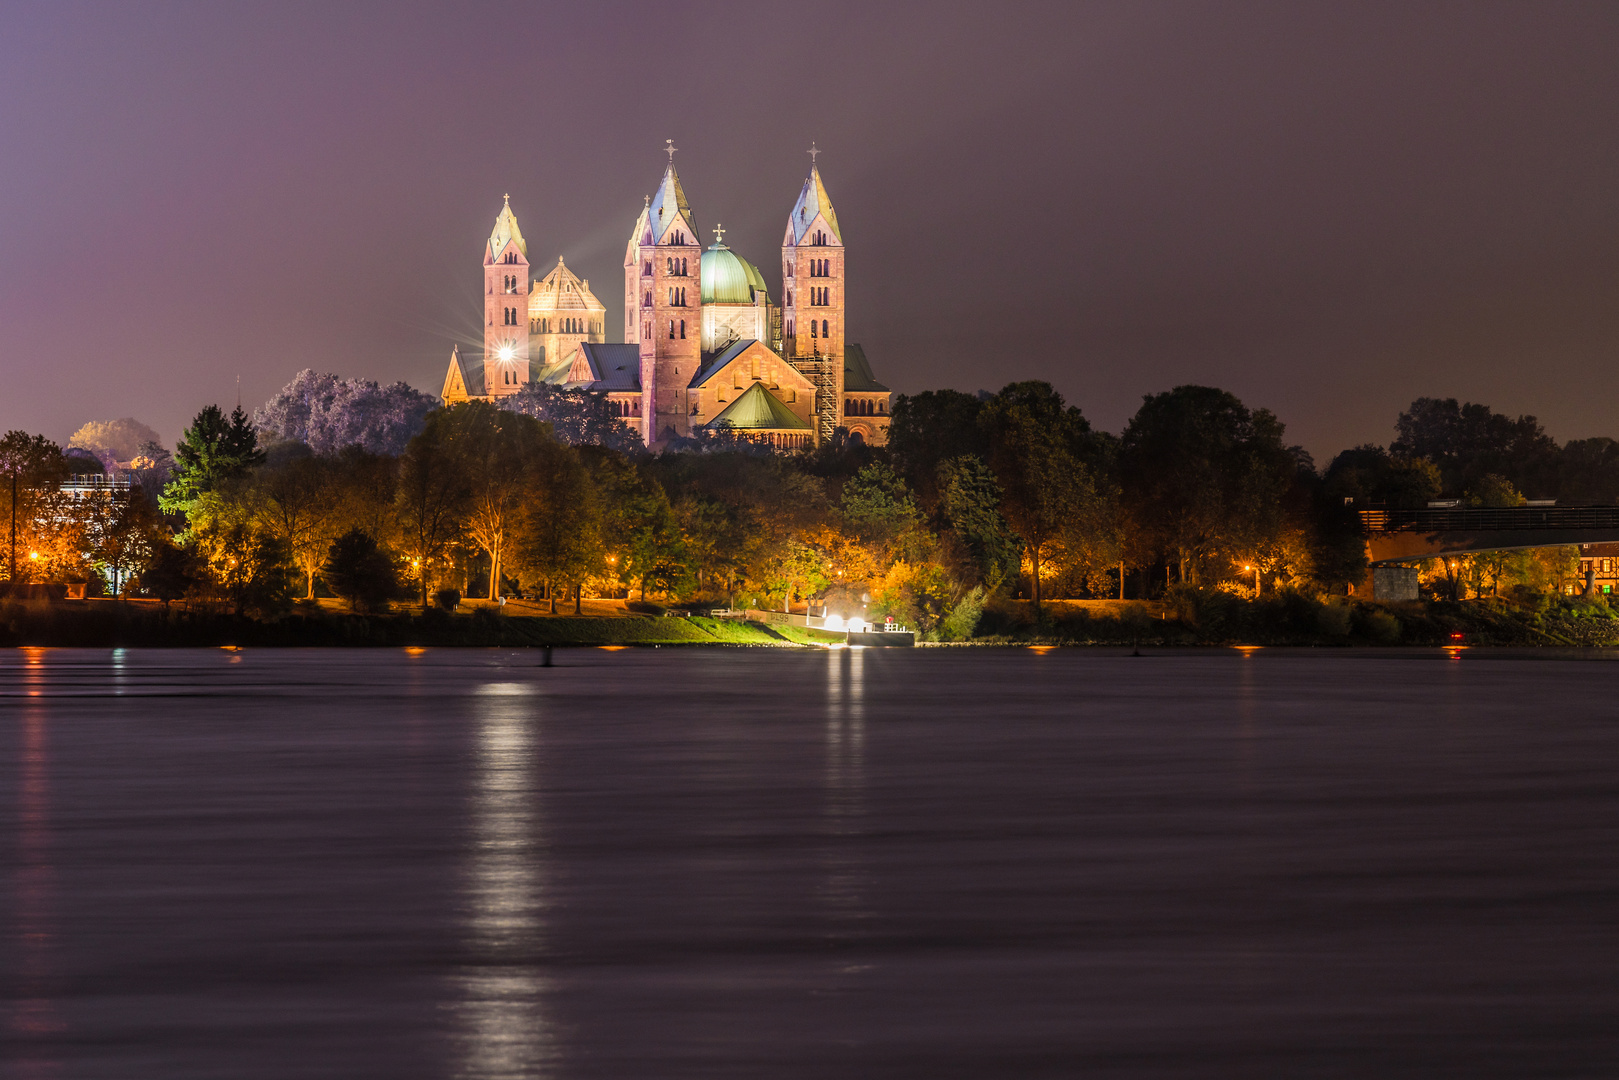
[{"xmin": 442, "ymin": 146, "xmax": 892, "ymax": 447}]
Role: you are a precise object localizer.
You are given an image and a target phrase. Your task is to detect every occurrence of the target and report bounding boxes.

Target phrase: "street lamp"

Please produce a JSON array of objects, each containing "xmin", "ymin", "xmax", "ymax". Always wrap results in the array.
[{"xmin": 1244, "ymin": 564, "xmax": 1258, "ymax": 595}]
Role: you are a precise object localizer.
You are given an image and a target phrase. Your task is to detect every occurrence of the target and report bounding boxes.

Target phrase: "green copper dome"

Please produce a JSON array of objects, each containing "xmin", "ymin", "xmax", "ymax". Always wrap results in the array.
[{"xmin": 701, "ymin": 241, "xmax": 769, "ymax": 305}]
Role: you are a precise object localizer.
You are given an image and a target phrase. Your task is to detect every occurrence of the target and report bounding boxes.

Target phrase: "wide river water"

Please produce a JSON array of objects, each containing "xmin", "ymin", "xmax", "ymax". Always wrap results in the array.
[{"xmin": 4, "ymin": 645, "xmax": 1619, "ymax": 1077}]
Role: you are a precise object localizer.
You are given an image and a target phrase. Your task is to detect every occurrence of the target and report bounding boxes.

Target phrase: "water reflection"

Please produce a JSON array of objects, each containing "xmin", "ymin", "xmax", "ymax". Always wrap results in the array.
[
  {"xmin": 822, "ymin": 648, "xmax": 869, "ymax": 937},
  {"xmin": 454, "ymin": 681, "xmax": 551, "ymax": 1079},
  {"xmin": 11, "ymin": 649, "xmax": 63, "ymax": 1070}
]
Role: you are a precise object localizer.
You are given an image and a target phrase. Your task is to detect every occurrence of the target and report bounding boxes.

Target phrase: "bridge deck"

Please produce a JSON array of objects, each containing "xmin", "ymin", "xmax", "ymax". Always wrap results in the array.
[{"xmin": 1360, "ymin": 507, "xmax": 1619, "ymax": 564}]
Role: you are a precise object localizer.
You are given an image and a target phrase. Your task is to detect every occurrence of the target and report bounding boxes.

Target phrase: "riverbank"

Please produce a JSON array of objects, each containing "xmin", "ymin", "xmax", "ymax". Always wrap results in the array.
[
  {"xmin": 5, "ymin": 595, "xmax": 1619, "ymax": 648},
  {"xmin": 0, "ymin": 599, "xmax": 845, "ymax": 649}
]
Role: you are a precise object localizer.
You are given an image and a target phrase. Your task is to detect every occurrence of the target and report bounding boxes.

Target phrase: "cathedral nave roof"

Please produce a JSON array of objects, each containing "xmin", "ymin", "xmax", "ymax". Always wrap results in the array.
[{"xmin": 706, "ymin": 382, "xmax": 811, "ymax": 432}]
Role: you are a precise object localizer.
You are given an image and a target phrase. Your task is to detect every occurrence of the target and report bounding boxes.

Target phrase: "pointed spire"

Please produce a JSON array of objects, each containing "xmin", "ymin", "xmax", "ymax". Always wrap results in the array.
[
  {"xmin": 648, "ymin": 142, "xmax": 692, "ymax": 236},
  {"xmin": 488, "ymin": 195, "xmax": 527, "ymax": 260},
  {"xmin": 788, "ymin": 148, "xmax": 841, "ymax": 245}
]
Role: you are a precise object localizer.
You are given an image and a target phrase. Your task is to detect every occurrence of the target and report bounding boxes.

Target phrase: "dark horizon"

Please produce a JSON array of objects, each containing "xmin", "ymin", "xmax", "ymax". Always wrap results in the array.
[{"xmin": 5, "ymin": 2, "xmax": 1619, "ymax": 460}]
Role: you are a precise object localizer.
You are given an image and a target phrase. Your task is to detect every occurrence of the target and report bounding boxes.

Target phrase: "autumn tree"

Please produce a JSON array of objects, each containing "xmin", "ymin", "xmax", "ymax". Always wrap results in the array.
[
  {"xmin": 439, "ymin": 402, "xmax": 547, "ymax": 601},
  {"xmin": 980, "ymin": 382, "xmax": 1114, "ymax": 607},
  {"xmin": 515, "ymin": 441, "xmax": 600, "ymax": 613},
  {"xmin": 1119, "ymin": 385, "xmax": 1297, "ymax": 586},
  {"xmin": 397, "ymin": 411, "xmax": 472, "ymax": 607},
  {"xmin": 0, "ymin": 432, "xmax": 67, "ymax": 589}
]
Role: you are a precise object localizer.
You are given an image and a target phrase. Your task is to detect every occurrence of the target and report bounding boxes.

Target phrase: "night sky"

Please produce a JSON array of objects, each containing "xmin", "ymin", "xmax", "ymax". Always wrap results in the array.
[{"xmin": 5, "ymin": 2, "xmax": 1619, "ymax": 461}]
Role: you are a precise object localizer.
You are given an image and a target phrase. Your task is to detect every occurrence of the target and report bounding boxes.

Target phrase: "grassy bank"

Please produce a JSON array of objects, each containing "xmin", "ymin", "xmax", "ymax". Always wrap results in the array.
[{"xmin": 0, "ymin": 600, "xmax": 842, "ymax": 649}]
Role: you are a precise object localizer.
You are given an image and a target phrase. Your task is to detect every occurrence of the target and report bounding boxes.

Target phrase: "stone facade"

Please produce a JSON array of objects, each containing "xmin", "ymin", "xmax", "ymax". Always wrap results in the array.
[{"xmin": 445, "ymin": 149, "xmax": 892, "ymax": 447}]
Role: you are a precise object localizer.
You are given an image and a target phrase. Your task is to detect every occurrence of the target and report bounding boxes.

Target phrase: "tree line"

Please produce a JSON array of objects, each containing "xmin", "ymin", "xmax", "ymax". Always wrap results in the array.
[{"xmin": 4, "ymin": 376, "xmax": 1615, "ymax": 628}]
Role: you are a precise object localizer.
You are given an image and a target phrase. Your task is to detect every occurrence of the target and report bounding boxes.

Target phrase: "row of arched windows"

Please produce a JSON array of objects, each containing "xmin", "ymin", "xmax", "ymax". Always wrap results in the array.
[
  {"xmin": 809, "ymin": 258, "xmax": 831, "ymax": 277},
  {"xmin": 809, "ymin": 319, "xmax": 829, "ymax": 338},
  {"xmin": 501, "ymin": 307, "xmax": 518, "ymax": 326},
  {"xmin": 502, "ymin": 252, "xmax": 519, "ymax": 264},
  {"xmin": 612, "ymin": 399, "xmax": 641, "ymax": 417},
  {"xmin": 502, "ymin": 369, "xmax": 520, "ymax": 386},
  {"xmin": 845, "ymin": 397, "xmax": 885, "ymax": 416},
  {"xmin": 810, "ymin": 287, "xmax": 829, "ymax": 306},
  {"xmin": 812, "ymin": 229, "xmax": 828, "ymax": 246},
  {"xmin": 666, "ymin": 257, "xmax": 689, "ymax": 276},
  {"xmin": 670, "ymin": 230, "xmax": 687, "ymax": 245},
  {"xmin": 668, "ymin": 319, "xmax": 686, "ymax": 339},
  {"xmin": 502, "ymin": 274, "xmax": 520, "ymax": 293},
  {"xmin": 668, "ymin": 287, "xmax": 688, "ymax": 307}
]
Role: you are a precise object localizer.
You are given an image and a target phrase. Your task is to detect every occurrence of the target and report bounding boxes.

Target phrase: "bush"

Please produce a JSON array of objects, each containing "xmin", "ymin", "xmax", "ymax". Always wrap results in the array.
[
  {"xmin": 939, "ymin": 586, "xmax": 986, "ymax": 641},
  {"xmin": 434, "ymin": 587, "xmax": 461, "ymax": 612},
  {"xmin": 1355, "ymin": 607, "xmax": 1402, "ymax": 644},
  {"xmin": 1315, "ymin": 600, "xmax": 1352, "ymax": 638}
]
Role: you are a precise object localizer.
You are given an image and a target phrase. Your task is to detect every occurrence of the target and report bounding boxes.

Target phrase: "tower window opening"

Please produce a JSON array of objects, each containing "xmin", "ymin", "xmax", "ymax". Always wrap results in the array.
[
  {"xmin": 643, "ymin": 262, "xmax": 651, "ymax": 276},
  {"xmin": 669, "ymin": 320, "xmax": 675, "ymax": 339},
  {"xmin": 680, "ymin": 319, "xmax": 686, "ymax": 339},
  {"xmin": 822, "ymin": 319, "xmax": 828, "ymax": 337},
  {"xmin": 810, "ymin": 320, "xmax": 817, "ymax": 338}
]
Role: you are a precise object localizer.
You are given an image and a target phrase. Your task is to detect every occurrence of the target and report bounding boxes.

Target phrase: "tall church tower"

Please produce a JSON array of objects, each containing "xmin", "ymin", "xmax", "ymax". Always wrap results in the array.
[
  {"xmin": 484, "ymin": 195, "xmax": 530, "ymax": 398},
  {"xmin": 635, "ymin": 144, "xmax": 702, "ymax": 443},
  {"xmin": 623, "ymin": 195, "xmax": 650, "ymax": 351},
  {"xmin": 782, "ymin": 149, "xmax": 844, "ymax": 443}
]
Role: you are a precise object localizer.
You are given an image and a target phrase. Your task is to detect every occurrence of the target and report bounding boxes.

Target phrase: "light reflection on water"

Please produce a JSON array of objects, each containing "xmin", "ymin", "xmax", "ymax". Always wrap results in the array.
[{"xmin": 455, "ymin": 680, "xmax": 550, "ymax": 1079}]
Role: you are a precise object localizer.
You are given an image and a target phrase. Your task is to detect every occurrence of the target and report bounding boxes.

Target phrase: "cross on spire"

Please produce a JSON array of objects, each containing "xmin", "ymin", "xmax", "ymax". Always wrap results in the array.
[
  {"xmin": 503, "ymin": 193, "xmax": 510, "ymax": 204},
  {"xmin": 665, "ymin": 139, "xmax": 678, "ymax": 163},
  {"xmin": 808, "ymin": 142, "xmax": 820, "ymax": 165},
  {"xmin": 713, "ymin": 223, "xmax": 725, "ymax": 245}
]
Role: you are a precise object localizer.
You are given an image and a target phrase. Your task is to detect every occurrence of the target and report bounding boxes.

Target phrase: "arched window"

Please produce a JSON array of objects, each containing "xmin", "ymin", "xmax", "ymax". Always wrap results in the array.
[
  {"xmin": 669, "ymin": 320, "xmax": 675, "ymax": 339},
  {"xmin": 680, "ymin": 319, "xmax": 686, "ymax": 339},
  {"xmin": 821, "ymin": 319, "xmax": 828, "ymax": 338},
  {"xmin": 878, "ymin": 399, "xmax": 886, "ymax": 414},
  {"xmin": 682, "ymin": 257, "xmax": 688, "ymax": 275},
  {"xmin": 810, "ymin": 320, "xmax": 817, "ymax": 338}
]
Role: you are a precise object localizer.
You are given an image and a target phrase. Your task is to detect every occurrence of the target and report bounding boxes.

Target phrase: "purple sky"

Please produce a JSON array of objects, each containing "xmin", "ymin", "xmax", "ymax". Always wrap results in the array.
[{"xmin": 4, "ymin": 2, "xmax": 1619, "ymax": 461}]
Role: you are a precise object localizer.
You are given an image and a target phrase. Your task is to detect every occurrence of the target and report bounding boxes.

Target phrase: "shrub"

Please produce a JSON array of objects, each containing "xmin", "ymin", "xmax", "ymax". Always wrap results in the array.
[
  {"xmin": 1315, "ymin": 600, "xmax": 1352, "ymax": 638},
  {"xmin": 434, "ymin": 588, "xmax": 461, "ymax": 612},
  {"xmin": 1355, "ymin": 607, "xmax": 1402, "ymax": 644}
]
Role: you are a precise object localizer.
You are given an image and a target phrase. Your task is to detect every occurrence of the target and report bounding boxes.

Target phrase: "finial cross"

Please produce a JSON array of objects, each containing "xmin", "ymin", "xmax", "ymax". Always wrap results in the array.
[
  {"xmin": 808, "ymin": 142, "xmax": 820, "ymax": 164},
  {"xmin": 665, "ymin": 139, "xmax": 678, "ymax": 163},
  {"xmin": 713, "ymin": 223, "xmax": 725, "ymax": 245}
]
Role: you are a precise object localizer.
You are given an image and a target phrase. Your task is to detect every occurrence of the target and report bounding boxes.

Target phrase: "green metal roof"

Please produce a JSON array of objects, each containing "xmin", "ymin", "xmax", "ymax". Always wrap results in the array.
[
  {"xmin": 707, "ymin": 382, "xmax": 809, "ymax": 431},
  {"xmin": 700, "ymin": 242, "xmax": 769, "ymax": 305}
]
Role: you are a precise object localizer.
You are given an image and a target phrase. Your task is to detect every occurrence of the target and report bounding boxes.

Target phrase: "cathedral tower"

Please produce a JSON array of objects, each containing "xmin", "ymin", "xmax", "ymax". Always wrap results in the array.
[
  {"xmin": 484, "ymin": 195, "xmax": 530, "ymax": 398},
  {"xmin": 782, "ymin": 149, "xmax": 844, "ymax": 443},
  {"xmin": 634, "ymin": 144, "xmax": 702, "ymax": 443}
]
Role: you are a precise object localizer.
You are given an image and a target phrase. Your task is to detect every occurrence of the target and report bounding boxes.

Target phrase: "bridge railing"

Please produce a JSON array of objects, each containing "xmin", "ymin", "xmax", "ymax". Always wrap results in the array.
[{"xmin": 1360, "ymin": 506, "xmax": 1619, "ymax": 533}]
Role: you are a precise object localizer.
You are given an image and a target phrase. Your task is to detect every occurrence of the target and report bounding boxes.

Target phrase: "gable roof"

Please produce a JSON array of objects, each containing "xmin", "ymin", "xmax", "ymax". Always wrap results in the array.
[
  {"xmin": 442, "ymin": 344, "xmax": 484, "ymax": 399},
  {"xmin": 575, "ymin": 342, "xmax": 642, "ymax": 392},
  {"xmin": 707, "ymin": 382, "xmax": 810, "ymax": 431},
  {"xmin": 843, "ymin": 344, "xmax": 888, "ymax": 392},
  {"xmin": 690, "ymin": 338, "xmax": 753, "ymax": 387},
  {"xmin": 787, "ymin": 163, "xmax": 842, "ymax": 246}
]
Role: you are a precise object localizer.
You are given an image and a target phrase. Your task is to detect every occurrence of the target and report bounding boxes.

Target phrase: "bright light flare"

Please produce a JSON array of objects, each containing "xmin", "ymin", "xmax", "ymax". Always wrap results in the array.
[{"xmin": 499, "ymin": 344, "xmax": 514, "ymax": 362}]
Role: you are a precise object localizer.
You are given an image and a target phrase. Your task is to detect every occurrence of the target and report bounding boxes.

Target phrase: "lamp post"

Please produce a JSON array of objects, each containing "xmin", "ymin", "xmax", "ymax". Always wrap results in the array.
[{"xmin": 1244, "ymin": 564, "xmax": 1259, "ymax": 596}]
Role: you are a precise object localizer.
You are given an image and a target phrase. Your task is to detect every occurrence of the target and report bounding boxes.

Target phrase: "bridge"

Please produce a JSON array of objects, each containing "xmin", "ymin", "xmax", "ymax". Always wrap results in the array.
[{"xmin": 1360, "ymin": 506, "xmax": 1619, "ymax": 564}]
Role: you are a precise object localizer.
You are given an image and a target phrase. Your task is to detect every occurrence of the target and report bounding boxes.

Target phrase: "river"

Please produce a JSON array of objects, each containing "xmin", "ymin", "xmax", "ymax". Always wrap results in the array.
[{"xmin": 4, "ymin": 645, "xmax": 1619, "ymax": 1077}]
